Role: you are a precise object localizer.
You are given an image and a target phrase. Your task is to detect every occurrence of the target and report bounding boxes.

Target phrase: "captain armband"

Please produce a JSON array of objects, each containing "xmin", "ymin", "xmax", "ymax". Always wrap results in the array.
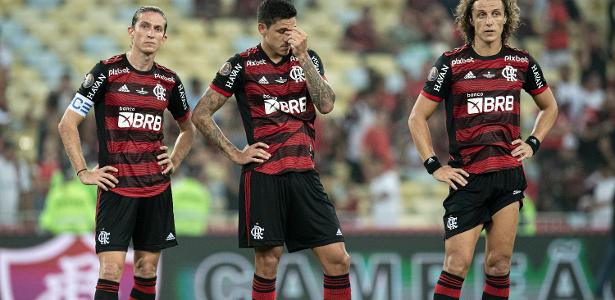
[{"xmin": 68, "ymin": 93, "xmax": 94, "ymax": 117}]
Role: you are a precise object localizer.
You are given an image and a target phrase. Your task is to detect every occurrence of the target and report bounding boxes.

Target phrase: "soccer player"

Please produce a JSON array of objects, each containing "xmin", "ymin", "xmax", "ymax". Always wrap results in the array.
[
  {"xmin": 191, "ymin": 1, "xmax": 351, "ymax": 299},
  {"xmin": 57, "ymin": 6, "xmax": 194, "ymax": 300},
  {"xmin": 408, "ymin": 0, "xmax": 558, "ymax": 299}
]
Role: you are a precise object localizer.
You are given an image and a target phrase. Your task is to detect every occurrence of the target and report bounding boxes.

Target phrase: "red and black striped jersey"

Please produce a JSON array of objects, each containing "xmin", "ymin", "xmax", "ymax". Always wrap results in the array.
[
  {"xmin": 210, "ymin": 44, "xmax": 326, "ymax": 175},
  {"xmin": 74, "ymin": 54, "xmax": 190, "ymax": 197},
  {"xmin": 421, "ymin": 44, "xmax": 548, "ymax": 174}
]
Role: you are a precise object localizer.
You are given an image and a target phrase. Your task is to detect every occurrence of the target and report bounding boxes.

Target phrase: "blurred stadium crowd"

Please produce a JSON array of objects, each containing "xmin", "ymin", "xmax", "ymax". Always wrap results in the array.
[{"xmin": 0, "ymin": 0, "xmax": 613, "ymax": 234}]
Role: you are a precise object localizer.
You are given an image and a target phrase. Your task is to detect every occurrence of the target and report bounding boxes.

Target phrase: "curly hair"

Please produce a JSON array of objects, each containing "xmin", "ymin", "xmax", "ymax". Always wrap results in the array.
[{"xmin": 455, "ymin": 0, "xmax": 520, "ymax": 44}]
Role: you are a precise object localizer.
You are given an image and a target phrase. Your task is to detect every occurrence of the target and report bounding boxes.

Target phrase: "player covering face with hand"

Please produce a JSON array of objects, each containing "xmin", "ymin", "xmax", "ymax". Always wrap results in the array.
[{"xmin": 191, "ymin": 0, "xmax": 352, "ymax": 299}]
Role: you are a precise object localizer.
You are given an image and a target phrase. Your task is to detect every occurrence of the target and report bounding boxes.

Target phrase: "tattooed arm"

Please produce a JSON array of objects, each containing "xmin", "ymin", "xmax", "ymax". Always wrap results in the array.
[
  {"xmin": 288, "ymin": 27, "xmax": 336, "ymax": 114},
  {"xmin": 191, "ymin": 88, "xmax": 271, "ymax": 165}
]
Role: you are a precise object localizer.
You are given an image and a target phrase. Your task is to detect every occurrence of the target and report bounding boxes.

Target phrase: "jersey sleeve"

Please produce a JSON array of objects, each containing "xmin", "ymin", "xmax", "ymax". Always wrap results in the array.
[
  {"xmin": 307, "ymin": 49, "xmax": 326, "ymax": 78},
  {"xmin": 523, "ymin": 55, "xmax": 549, "ymax": 95},
  {"xmin": 168, "ymin": 75, "xmax": 191, "ymax": 122},
  {"xmin": 69, "ymin": 62, "xmax": 108, "ymax": 117},
  {"xmin": 210, "ymin": 54, "xmax": 244, "ymax": 97},
  {"xmin": 420, "ymin": 54, "xmax": 452, "ymax": 103}
]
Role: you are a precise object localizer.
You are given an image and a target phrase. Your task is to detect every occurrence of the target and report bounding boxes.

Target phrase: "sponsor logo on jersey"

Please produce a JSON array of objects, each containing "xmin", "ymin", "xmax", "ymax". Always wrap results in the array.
[
  {"xmin": 433, "ymin": 64, "xmax": 449, "ymax": 92},
  {"xmin": 178, "ymin": 83, "xmax": 188, "ymax": 110},
  {"xmin": 136, "ymin": 87, "xmax": 148, "ymax": 95},
  {"xmin": 531, "ymin": 64, "xmax": 544, "ymax": 89},
  {"xmin": 504, "ymin": 55, "xmax": 529, "ymax": 63},
  {"xmin": 275, "ymin": 77, "xmax": 287, "ymax": 84},
  {"xmin": 155, "ymin": 73, "xmax": 175, "ymax": 83},
  {"xmin": 246, "ymin": 59, "xmax": 267, "ymax": 66},
  {"xmin": 311, "ymin": 55, "xmax": 321, "ymax": 73},
  {"xmin": 502, "ymin": 65, "xmax": 517, "ymax": 82},
  {"xmin": 219, "ymin": 62, "xmax": 232, "ymax": 76},
  {"xmin": 108, "ymin": 67, "xmax": 129, "ymax": 77},
  {"xmin": 467, "ymin": 95, "xmax": 514, "ymax": 114},
  {"xmin": 118, "ymin": 107, "xmax": 163, "ymax": 131},
  {"xmin": 263, "ymin": 94, "xmax": 307, "ymax": 115},
  {"xmin": 225, "ymin": 64, "xmax": 243, "ymax": 89},
  {"xmin": 451, "ymin": 57, "xmax": 474, "ymax": 66},
  {"xmin": 86, "ymin": 73, "xmax": 107, "ymax": 100}
]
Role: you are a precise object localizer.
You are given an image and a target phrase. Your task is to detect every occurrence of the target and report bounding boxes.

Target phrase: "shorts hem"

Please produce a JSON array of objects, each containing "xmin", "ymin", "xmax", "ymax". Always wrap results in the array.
[
  {"xmin": 96, "ymin": 245, "xmax": 129, "ymax": 254},
  {"xmin": 287, "ymin": 237, "xmax": 345, "ymax": 253},
  {"xmin": 444, "ymin": 219, "xmax": 489, "ymax": 240},
  {"xmin": 490, "ymin": 196, "xmax": 524, "ymax": 216},
  {"xmin": 239, "ymin": 240, "xmax": 285, "ymax": 249},
  {"xmin": 133, "ymin": 241, "xmax": 178, "ymax": 252}
]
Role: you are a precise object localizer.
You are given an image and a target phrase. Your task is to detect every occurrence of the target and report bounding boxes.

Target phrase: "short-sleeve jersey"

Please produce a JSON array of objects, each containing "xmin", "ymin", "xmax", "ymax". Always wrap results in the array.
[
  {"xmin": 421, "ymin": 44, "xmax": 548, "ymax": 174},
  {"xmin": 72, "ymin": 54, "xmax": 190, "ymax": 197},
  {"xmin": 210, "ymin": 44, "xmax": 326, "ymax": 175}
]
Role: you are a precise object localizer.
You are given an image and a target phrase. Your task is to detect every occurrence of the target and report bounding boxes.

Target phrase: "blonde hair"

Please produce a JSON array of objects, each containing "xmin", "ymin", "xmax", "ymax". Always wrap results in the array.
[{"xmin": 455, "ymin": 0, "xmax": 520, "ymax": 44}]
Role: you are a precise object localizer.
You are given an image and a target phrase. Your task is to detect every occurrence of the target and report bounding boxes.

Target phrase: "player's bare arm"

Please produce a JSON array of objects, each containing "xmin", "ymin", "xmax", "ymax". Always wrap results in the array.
[
  {"xmin": 58, "ymin": 109, "xmax": 118, "ymax": 191},
  {"xmin": 409, "ymin": 94, "xmax": 468, "ymax": 190},
  {"xmin": 287, "ymin": 27, "xmax": 335, "ymax": 114},
  {"xmin": 191, "ymin": 88, "xmax": 271, "ymax": 165},
  {"xmin": 511, "ymin": 87, "xmax": 558, "ymax": 161},
  {"xmin": 157, "ymin": 118, "xmax": 195, "ymax": 175}
]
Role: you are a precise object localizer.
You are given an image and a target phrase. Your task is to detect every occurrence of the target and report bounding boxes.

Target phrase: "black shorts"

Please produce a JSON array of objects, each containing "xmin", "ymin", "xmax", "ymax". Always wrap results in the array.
[
  {"xmin": 239, "ymin": 170, "xmax": 344, "ymax": 253},
  {"xmin": 95, "ymin": 186, "xmax": 177, "ymax": 253},
  {"xmin": 442, "ymin": 166, "xmax": 526, "ymax": 239}
]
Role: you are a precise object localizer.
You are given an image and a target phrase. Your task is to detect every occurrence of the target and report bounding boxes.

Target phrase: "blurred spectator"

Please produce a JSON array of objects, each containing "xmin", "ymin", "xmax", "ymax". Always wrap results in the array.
[
  {"xmin": 0, "ymin": 138, "xmax": 32, "ymax": 227},
  {"xmin": 541, "ymin": 0, "xmax": 573, "ymax": 70},
  {"xmin": 341, "ymin": 7, "xmax": 379, "ymax": 53},
  {"xmin": 554, "ymin": 65, "xmax": 584, "ymax": 122},
  {"xmin": 0, "ymin": 30, "xmax": 11, "ymax": 124},
  {"xmin": 362, "ymin": 109, "xmax": 400, "ymax": 227},
  {"xmin": 609, "ymin": 0, "xmax": 615, "ymax": 57},
  {"xmin": 579, "ymin": 23, "xmax": 608, "ymax": 88},
  {"xmin": 234, "ymin": 0, "xmax": 260, "ymax": 19},
  {"xmin": 194, "ymin": 0, "xmax": 221, "ymax": 21},
  {"xmin": 187, "ymin": 77, "xmax": 203, "ymax": 110}
]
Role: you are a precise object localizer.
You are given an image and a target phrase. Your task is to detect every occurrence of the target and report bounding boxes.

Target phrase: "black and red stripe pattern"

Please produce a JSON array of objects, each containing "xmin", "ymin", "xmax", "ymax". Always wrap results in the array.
[
  {"xmin": 433, "ymin": 271, "xmax": 464, "ymax": 300},
  {"xmin": 421, "ymin": 44, "xmax": 549, "ymax": 174},
  {"xmin": 323, "ymin": 273, "xmax": 351, "ymax": 300},
  {"xmin": 211, "ymin": 44, "xmax": 326, "ymax": 174},
  {"xmin": 80, "ymin": 54, "xmax": 190, "ymax": 197},
  {"xmin": 129, "ymin": 276, "xmax": 157, "ymax": 300},
  {"xmin": 483, "ymin": 273, "xmax": 510, "ymax": 299},
  {"xmin": 94, "ymin": 278, "xmax": 119, "ymax": 299},
  {"xmin": 252, "ymin": 274, "xmax": 276, "ymax": 300}
]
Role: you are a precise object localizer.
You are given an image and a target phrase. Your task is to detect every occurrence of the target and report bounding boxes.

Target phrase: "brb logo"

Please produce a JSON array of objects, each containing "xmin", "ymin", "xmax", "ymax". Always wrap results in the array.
[
  {"xmin": 118, "ymin": 107, "xmax": 162, "ymax": 131},
  {"xmin": 263, "ymin": 94, "xmax": 307, "ymax": 115},
  {"xmin": 467, "ymin": 93, "xmax": 514, "ymax": 114}
]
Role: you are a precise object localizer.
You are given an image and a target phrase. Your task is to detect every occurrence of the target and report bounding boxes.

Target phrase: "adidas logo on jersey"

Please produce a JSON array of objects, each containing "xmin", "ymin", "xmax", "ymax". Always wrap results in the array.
[
  {"xmin": 464, "ymin": 71, "xmax": 476, "ymax": 80},
  {"xmin": 258, "ymin": 76, "xmax": 269, "ymax": 84},
  {"xmin": 118, "ymin": 84, "xmax": 130, "ymax": 92},
  {"xmin": 166, "ymin": 233, "xmax": 175, "ymax": 241}
]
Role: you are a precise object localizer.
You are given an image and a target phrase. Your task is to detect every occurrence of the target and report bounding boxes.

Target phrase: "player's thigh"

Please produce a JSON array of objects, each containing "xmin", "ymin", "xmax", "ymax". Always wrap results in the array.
[
  {"xmin": 443, "ymin": 225, "xmax": 483, "ymax": 276},
  {"xmin": 133, "ymin": 187, "xmax": 178, "ymax": 252},
  {"xmin": 96, "ymin": 190, "xmax": 138, "ymax": 253},
  {"xmin": 133, "ymin": 250, "xmax": 162, "ymax": 274},
  {"xmin": 238, "ymin": 171, "xmax": 286, "ymax": 248},
  {"xmin": 312, "ymin": 242, "xmax": 350, "ymax": 273},
  {"xmin": 286, "ymin": 171, "xmax": 344, "ymax": 253},
  {"xmin": 484, "ymin": 201, "xmax": 520, "ymax": 263},
  {"xmin": 97, "ymin": 251, "xmax": 128, "ymax": 279}
]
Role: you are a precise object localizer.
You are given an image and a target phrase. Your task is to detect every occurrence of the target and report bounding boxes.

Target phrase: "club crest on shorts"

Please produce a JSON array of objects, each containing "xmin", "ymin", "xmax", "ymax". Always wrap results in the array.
[
  {"xmin": 446, "ymin": 216, "xmax": 458, "ymax": 230},
  {"xmin": 251, "ymin": 224, "xmax": 264, "ymax": 240},
  {"xmin": 98, "ymin": 230, "xmax": 110, "ymax": 245}
]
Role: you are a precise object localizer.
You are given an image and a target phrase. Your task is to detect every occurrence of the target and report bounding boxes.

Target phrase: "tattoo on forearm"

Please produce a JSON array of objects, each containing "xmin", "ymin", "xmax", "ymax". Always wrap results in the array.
[
  {"xmin": 299, "ymin": 55, "xmax": 335, "ymax": 112},
  {"xmin": 193, "ymin": 89, "xmax": 237, "ymax": 158}
]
